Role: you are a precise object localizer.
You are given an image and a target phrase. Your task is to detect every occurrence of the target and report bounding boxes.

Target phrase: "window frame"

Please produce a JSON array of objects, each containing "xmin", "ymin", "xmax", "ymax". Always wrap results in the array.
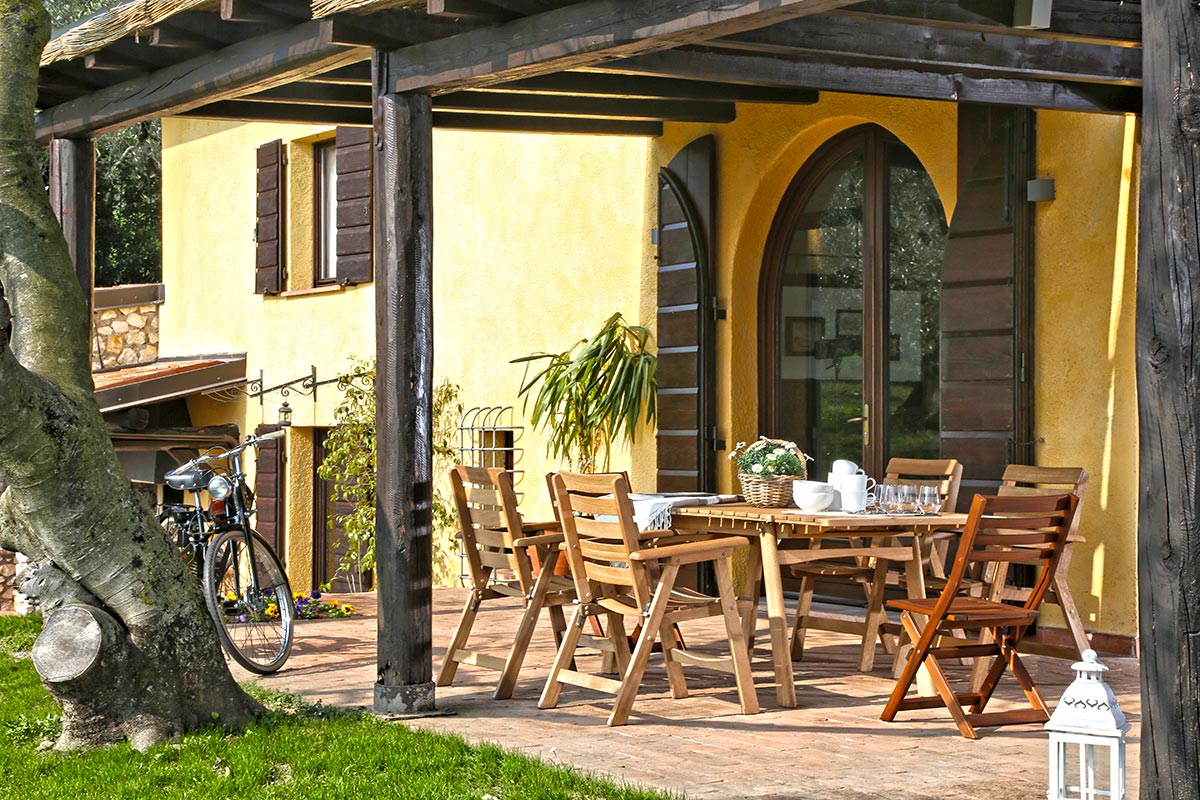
[{"xmin": 313, "ymin": 139, "xmax": 339, "ymax": 286}]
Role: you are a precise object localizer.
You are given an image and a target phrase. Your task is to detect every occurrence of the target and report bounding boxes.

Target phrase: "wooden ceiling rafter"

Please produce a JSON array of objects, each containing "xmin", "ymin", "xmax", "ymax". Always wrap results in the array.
[
  {"xmin": 597, "ymin": 46, "xmax": 1140, "ymax": 114},
  {"xmin": 484, "ymin": 71, "xmax": 819, "ymax": 104}
]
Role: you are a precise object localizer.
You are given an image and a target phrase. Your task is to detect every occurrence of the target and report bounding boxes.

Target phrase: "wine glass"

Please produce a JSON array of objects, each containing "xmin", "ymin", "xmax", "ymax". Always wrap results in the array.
[
  {"xmin": 916, "ymin": 485, "xmax": 941, "ymax": 515},
  {"xmin": 895, "ymin": 483, "xmax": 916, "ymax": 514},
  {"xmin": 879, "ymin": 484, "xmax": 900, "ymax": 514}
]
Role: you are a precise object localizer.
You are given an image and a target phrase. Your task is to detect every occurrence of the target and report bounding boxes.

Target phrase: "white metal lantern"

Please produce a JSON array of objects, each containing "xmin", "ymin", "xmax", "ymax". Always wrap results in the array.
[{"xmin": 1046, "ymin": 649, "xmax": 1129, "ymax": 800}]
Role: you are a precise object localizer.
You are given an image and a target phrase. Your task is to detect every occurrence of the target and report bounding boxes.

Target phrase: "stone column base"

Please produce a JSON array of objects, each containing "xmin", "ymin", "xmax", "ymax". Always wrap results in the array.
[{"xmin": 374, "ymin": 681, "xmax": 440, "ymax": 717}]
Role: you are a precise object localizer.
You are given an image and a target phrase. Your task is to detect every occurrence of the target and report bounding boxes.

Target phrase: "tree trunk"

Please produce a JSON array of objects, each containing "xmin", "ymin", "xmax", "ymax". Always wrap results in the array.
[
  {"xmin": 0, "ymin": 1, "xmax": 257, "ymax": 750},
  {"xmin": 1138, "ymin": 0, "xmax": 1200, "ymax": 797}
]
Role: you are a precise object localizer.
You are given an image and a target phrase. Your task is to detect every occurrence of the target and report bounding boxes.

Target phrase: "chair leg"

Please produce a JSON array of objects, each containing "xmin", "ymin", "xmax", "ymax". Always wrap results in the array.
[
  {"xmin": 790, "ymin": 573, "xmax": 816, "ymax": 661},
  {"xmin": 539, "ymin": 605, "xmax": 588, "ymax": 710},
  {"xmin": 858, "ymin": 559, "xmax": 890, "ymax": 672},
  {"xmin": 658, "ymin": 617, "xmax": 689, "ymax": 700},
  {"xmin": 495, "ymin": 557, "xmax": 560, "ymax": 699},
  {"xmin": 922, "ymin": 646, "xmax": 978, "ymax": 739},
  {"xmin": 609, "ymin": 564, "xmax": 678, "ymax": 727},
  {"xmin": 881, "ymin": 611, "xmax": 925, "ymax": 722},
  {"xmin": 715, "ymin": 557, "xmax": 760, "ymax": 716},
  {"xmin": 437, "ymin": 589, "xmax": 482, "ymax": 687},
  {"xmin": 1006, "ymin": 644, "xmax": 1051, "ymax": 717},
  {"xmin": 1051, "ymin": 545, "xmax": 1091, "ymax": 657},
  {"xmin": 607, "ymin": 611, "xmax": 632, "ymax": 676}
]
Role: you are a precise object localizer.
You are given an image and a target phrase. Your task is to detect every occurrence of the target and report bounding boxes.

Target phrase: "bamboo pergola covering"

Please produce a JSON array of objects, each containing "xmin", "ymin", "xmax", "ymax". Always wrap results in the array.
[
  {"xmin": 41, "ymin": 0, "xmax": 424, "ymax": 67},
  {"xmin": 42, "ymin": 0, "xmax": 215, "ymax": 65},
  {"xmin": 310, "ymin": 0, "xmax": 421, "ymax": 17}
]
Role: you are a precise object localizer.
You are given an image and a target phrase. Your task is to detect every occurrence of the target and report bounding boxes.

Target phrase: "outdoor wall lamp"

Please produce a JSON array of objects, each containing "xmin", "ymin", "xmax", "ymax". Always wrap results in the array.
[
  {"xmin": 277, "ymin": 401, "xmax": 293, "ymax": 428},
  {"xmin": 1014, "ymin": 0, "xmax": 1053, "ymax": 29},
  {"xmin": 1045, "ymin": 649, "xmax": 1129, "ymax": 800}
]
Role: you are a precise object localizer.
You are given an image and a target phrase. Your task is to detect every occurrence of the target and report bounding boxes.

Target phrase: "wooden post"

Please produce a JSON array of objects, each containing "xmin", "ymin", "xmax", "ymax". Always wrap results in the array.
[
  {"xmin": 48, "ymin": 138, "xmax": 96, "ymax": 318},
  {"xmin": 371, "ymin": 50, "xmax": 436, "ymax": 715},
  {"xmin": 1138, "ymin": 1, "xmax": 1200, "ymax": 796}
]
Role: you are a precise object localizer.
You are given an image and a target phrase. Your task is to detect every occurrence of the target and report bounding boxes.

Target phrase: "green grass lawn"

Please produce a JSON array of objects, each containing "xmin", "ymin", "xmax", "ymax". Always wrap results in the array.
[{"xmin": 0, "ymin": 615, "xmax": 673, "ymax": 800}]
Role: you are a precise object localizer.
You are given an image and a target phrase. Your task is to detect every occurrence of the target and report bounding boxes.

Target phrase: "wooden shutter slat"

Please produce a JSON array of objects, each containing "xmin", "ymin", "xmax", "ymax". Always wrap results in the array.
[
  {"xmin": 939, "ymin": 106, "xmax": 1035, "ymax": 502},
  {"xmin": 655, "ymin": 135, "xmax": 717, "ymax": 493},
  {"xmin": 254, "ymin": 139, "xmax": 285, "ymax": 295},
  {"xmin": 253, "ymin": 423, "xmax": 285, "ymax": 553},
  {"xmin": 334, "ymin": 126, "xmax": 373, "ymax": 285}
]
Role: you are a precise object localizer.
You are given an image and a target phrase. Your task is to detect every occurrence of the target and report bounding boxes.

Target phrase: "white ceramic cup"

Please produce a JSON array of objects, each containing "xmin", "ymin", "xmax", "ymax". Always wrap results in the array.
[
  {"xmin": 840, "ymin": 473, "xmax": 876, "ymax": 494},
  {"xmin": 831, "ymin": 459, "xmax": 860, "ymax": 476},
  {"xmin": 841, "ymin": 489, "xmax": 869, "ymax": 513}
]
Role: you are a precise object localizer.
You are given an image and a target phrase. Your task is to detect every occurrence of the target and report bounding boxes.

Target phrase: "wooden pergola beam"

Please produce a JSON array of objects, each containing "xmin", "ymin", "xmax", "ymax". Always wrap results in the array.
[
  {"xmin": 431, "ymin": 111, "xmax": 664, "ymax": 135},
  {"xmin": 435, "ymin": 91, "xmax": 736, "ymax": 122},
  {"xmin": 48, "ymin": 139, "xmax": 96, "ymax": 319},
  {"xmin": 1136, "ymin": 0, "xmax": 1200, "ymax": 795},
  {"xmin": 182, "ymin": 99, "xmax": 373, "ymax": 125},
  {"xmin": 384, "ymin": 0, "xmax": 861, "ymax": 94},
  {"xmin": 34, "ymin": 21, "xmax": 369, "ymax": 143},
  {"xmin": 834, "ymin": 0, "xmax": 1141, "ymax": 46},
  {"xmin": 713, "ymin": 14, "xmax": 1141, "ymax": 86},
  {"xmin": 488, "ymin": 71, "xmax": 818, "ymax": 103},
  {"xmin": 372, "ymin": 57, "xmax": 436, "ymax": 716},
  {"xmin": 600, "ymin": 47, "xmax": 1140, "ymax": 114},
  {"xmin": 427, "ymin": 0, "xmax": 518, "ymax": 22}
]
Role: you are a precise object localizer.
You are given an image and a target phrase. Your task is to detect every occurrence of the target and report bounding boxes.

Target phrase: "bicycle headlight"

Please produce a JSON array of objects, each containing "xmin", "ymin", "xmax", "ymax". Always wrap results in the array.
[{"xmin": 207, "ymin": 475, "xmax": 234, "ymax": 501}]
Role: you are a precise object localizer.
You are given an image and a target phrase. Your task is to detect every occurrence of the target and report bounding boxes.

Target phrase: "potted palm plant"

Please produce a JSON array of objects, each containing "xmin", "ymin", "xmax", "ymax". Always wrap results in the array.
[{"xmin": 512, "ymin": 312, "xmax": 657, "ymax": 473}]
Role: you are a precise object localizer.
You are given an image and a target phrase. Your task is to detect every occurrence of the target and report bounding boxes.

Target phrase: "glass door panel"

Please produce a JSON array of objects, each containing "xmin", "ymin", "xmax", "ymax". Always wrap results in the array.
[
  {"xmin": 773, "ymin": 150, "xmax": 865, "ymax": 475},
  {"xmin": 884, "ymin": 143, "xmax": 947, "ymax": 461}
]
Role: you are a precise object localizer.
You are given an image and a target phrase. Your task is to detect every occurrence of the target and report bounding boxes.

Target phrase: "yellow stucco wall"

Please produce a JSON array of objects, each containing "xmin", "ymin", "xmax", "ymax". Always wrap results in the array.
[
  {"xmin": 1031, "ymin": 111, "xmax": 1140, "ymax": 637},
  {"xmin": 161, "ymin": 118, "xmax": 652, "ymax": 591},
  {"xmin": 652, "ymin": 96, "xmax": 1138, "ymax": 638}
]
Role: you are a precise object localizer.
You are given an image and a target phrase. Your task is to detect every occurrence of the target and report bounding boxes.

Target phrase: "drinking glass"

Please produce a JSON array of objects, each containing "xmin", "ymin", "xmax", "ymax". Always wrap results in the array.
[
  {"xmin": 916, "ymin": 485, "xmax": 941, "ymax": 515},
  {"xmin": 895, "ymin": 483, "xmax": 916, "ymax": 514},
  {"xmin": 879, "ymin": 484, "xmax": 901, "ymax": 514}
]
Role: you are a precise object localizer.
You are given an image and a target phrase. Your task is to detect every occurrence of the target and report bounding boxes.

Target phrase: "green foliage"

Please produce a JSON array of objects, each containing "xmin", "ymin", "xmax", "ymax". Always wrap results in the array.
[
  {"xmin": 317, "ymin": 360, "xmax": 463, "ymax": 589},
  {"xmin": 729, "ymin": 437, "xmax": 812, "ymax": 478},
  {"xmin": 0, "ymin": 641, "xmax": 673, "ymax": 799},
  {"xmin": 513, "ymin": 312, "xmax": 657, "ymax": 473},
  {"xmin": 0, "ymin": 614, "xmax": 41, "ymax": 656},
  {"xmin": 41, "ymin": 0, "xmax": 161, "ymax": 288}
]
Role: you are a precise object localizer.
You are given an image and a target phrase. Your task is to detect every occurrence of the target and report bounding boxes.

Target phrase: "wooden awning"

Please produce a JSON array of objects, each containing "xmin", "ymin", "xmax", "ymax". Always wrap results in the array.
[{"xmin": 92, "ymin": 355, "xmax": 246, "ymax": 413}]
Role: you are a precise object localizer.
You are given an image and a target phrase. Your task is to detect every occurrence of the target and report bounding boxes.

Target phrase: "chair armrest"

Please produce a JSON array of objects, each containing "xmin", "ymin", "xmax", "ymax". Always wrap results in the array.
[
  {"xmin": 629, "ymin": 537, "xmax": 747, "ymax": 564},
  {"xmin": 520, "ymin": 520, "xmax": 560, "ymax": 533},
  {"xmin": 513, "ymin": 531, "xmax": 565, "ymax": 548},
  {"xmin": 637, "ymin": 528, "xmax": 676, "ymax": 540}
]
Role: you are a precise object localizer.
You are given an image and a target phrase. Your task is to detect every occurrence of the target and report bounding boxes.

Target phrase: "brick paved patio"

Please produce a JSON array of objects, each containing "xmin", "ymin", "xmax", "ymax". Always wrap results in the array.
[{"xmin": 233, "ymin": 589, "xmax": 1141, "ymax": 800}]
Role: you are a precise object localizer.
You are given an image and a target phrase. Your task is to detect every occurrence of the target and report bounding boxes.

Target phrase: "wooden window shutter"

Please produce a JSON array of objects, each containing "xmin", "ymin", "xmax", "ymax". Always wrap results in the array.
[
  {"xmin": 656, "ymin": 135, "xmax": 718, "ymax": 493},
  {"xmin": 335, "ymin": 127, "xmax": 373, "ymax": 285},
  {"xmin": 253, "ymin": 423, "xmax": 286, "ymax": 554},
  {"xmin": 255, "ymin": 139, "xmax": 286, "ymax": 295},
  {"xmin": 939, "ymin": 105, "xmax": 1036, "ymax": 507}
]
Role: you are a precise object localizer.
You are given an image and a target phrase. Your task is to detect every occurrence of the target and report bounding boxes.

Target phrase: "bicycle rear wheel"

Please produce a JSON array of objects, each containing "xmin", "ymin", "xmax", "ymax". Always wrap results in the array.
[{"xmin": 202, "ymin": 529, "xmax": 295, "ymax": 674}]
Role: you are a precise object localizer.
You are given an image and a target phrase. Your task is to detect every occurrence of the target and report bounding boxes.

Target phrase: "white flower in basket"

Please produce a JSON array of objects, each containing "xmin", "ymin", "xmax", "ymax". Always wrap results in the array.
[{"xmin": 731, "ymin": 437, "xmax": 814, "ymax": 507}]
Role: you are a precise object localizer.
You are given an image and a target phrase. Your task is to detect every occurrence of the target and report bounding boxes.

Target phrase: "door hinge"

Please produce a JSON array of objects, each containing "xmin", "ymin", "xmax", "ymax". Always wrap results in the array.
[
  {"xmin": 708, "ymin": 427, "xmax": 725, "ymax": 452},
  {"xmin": 1019, "ymin": 352, "xmax": 1027, "ymax": 383},
  {"xmin": 710, "ymin": 297, "xmax": 726, "ymax": 321}
]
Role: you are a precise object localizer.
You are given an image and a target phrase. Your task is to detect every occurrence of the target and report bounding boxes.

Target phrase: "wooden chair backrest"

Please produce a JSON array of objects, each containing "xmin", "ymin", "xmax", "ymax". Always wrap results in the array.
[
  {"xmin": 998, "ymin": 465, "xmax": 1088, "ymax": 541},
  {"xmin": 938, "ymin": 493, "xmax": 1078, "ymax": 617},
  {"xmin": 550, "ymin": 471, "xmax": 653, "ymax": 611},
  {"xmin": 544, "ymin": 470, "xmax": 631, "ymax": 523},
  {"xmin": 450, "ymin": 465, "xmax": 533, "ymax": 594},
  {"xmin": 882, "ymin": 457, "xmax": 963, "ymax": 512}
]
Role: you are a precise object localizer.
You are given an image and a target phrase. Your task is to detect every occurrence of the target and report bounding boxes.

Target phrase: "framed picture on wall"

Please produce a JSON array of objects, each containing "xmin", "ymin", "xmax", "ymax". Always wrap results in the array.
[
  {"xmin": 836, "ymin": 309, "xmax": 863, "ymax": 338},
  {"xmin": 784, "ymin": 316, "xmax": 825, "ymax": 356}
]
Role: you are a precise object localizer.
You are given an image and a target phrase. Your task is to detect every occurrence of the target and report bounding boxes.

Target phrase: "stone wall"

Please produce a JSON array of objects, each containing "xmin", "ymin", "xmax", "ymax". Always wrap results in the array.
[{"xmin": 93, "ymin": 302, "xmax": 160, "ymax": 370}]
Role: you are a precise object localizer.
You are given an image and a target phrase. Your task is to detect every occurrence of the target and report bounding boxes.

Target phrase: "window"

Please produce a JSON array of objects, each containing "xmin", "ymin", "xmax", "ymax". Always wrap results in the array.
[{"xmin": 315, "ymin": 141, "xmax": 338, "ymax": 284}]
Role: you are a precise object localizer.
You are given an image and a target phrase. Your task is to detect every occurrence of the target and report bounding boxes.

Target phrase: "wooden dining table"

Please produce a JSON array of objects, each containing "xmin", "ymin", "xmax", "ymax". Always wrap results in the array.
[{"xmin": 669, "ymin": 503, "xmax": 969, "ymax": 708}]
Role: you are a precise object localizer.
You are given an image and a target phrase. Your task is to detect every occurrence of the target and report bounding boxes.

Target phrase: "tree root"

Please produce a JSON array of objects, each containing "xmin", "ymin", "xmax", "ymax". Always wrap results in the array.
[{"xmin": 33, "ymin": 604, "xmax": 179, "ymax": 751}]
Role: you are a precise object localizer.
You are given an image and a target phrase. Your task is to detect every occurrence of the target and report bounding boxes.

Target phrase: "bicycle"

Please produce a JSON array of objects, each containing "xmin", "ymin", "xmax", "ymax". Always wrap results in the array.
[{"xmin": 159, "ymin": 430, "xmax": 295, "ymax": 674}]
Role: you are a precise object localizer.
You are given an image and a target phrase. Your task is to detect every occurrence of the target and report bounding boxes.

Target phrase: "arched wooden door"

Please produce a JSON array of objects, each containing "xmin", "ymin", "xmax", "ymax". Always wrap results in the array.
[{"xmin": 759, "ymin": 125, "xmax": 949, "ymax": 479}]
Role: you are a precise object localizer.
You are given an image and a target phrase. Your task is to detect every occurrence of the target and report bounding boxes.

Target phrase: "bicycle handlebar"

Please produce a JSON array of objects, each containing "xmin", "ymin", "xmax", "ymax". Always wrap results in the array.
[{"xmin": 165, "ymin": 429, "xmax": 287, "ymax": 477}]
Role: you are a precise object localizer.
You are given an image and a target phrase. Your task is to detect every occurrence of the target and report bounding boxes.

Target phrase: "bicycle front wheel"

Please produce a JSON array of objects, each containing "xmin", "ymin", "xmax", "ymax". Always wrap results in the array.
[{"xmin": 202, "ymin": 529, "xmax": 295, "ymax": 674}]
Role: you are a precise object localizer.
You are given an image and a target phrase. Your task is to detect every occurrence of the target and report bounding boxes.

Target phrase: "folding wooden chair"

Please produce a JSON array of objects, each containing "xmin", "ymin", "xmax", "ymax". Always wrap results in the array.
[
  {"xmin": 438, "ymin": 465, "xmax": 579, "ymax": 699},
  {"xmin": 539, "ymin": 471, "xmax": 759, "ymax": 726},
  {"xmin": 881, "ymin": 492, "xmax": 1079, "ymax": 739},
  {"xmin": 995, "ymin": 465, "xmax": 1090, "ymax": 658},
  {"xmin": 789, "ymin": 457, "xmax": 962, "ymax": 672}
]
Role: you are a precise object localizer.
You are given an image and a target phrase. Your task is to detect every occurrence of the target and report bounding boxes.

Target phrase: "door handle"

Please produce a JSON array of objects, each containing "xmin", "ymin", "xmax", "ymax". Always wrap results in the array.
[{"xmin": 847, "ymin": 403, "xmax": 869, "ymax": 447}]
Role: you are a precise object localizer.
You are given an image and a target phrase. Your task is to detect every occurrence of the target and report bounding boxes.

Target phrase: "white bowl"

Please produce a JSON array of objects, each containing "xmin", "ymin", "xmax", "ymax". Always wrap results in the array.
[
  {"xmin": 792, "ymin": 480, "xmax": 833, "ymax": 494},
  {"xmin": 796, "ymin": 491, "xmax": 835, "ymax": 512}
]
